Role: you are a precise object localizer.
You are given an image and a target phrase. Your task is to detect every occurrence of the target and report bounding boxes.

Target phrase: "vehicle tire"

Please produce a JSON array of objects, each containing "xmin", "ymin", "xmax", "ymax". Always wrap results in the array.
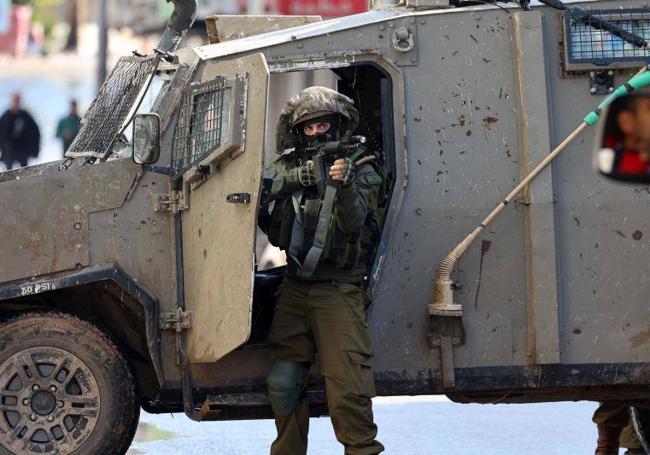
[
  {"xmin": 631, "ymin": 406, "xmax": 650, "ymax": 454},
  {"xmin": 0, "ymin": 313, "xmax": 140, "ymax": 455}
]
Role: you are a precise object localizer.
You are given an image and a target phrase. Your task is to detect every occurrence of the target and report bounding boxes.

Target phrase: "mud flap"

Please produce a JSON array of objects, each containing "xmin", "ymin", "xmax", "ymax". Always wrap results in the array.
[{"xmin": 428, "ymin": 315, "xmax": 464, "ymax": 389}]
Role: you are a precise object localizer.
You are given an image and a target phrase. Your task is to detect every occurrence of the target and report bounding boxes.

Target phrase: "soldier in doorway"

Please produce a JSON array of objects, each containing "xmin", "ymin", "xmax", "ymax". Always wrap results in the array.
[{"xmin": 260, "ymin": 86, "xmax": 385, "ymax": 455}]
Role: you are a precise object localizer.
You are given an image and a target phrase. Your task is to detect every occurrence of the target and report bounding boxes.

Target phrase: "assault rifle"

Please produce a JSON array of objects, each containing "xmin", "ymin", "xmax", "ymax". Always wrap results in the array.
[{"xmin": 299, "ymin": 135, "xmax": 367, "ymax": 195}]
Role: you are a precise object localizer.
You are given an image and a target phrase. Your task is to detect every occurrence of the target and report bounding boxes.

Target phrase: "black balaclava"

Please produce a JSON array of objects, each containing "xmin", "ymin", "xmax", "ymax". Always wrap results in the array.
[{"xmin": 296, "ymin": 114, "xmax": 341, "ymax": 147}]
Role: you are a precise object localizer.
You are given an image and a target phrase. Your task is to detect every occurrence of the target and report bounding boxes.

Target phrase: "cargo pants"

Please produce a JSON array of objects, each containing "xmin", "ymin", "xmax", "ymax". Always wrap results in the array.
[
  {"xmin": 268, "ymin": 277, "xmax": 384, "ymax": 455},
  {"xmin": 593, "ymin": 402, "xmax": 642, "ymax": 449}
]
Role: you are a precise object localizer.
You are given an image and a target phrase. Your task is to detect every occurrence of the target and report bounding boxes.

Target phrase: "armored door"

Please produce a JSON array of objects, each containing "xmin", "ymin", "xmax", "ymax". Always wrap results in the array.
[{"xmin": 175, "ymin": 53, "xmax": 269, "ymax": 363}]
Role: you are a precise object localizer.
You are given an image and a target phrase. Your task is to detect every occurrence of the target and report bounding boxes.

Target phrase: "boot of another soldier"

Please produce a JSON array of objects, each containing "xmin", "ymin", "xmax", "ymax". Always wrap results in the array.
[{"xmin": 595, "ymin": 424, "xmax": 623, "ymax": 455}]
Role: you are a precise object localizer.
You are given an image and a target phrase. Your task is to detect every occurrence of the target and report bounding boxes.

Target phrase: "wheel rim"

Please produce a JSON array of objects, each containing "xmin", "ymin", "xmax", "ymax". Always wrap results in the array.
[{"xmin": 0, "ymin": 346, "xmax": 101, "ymax": 454}]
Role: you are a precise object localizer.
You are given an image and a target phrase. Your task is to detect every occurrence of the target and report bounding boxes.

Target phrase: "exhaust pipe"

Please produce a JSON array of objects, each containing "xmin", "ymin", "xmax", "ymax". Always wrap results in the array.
[{"xmin": 157, "ymin": 0, "xmax": 198, "ymax": 54}]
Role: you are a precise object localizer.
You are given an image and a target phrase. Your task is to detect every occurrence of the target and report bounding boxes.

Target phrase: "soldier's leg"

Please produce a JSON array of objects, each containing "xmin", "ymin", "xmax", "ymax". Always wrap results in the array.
[
  {"xmin": 309, "ymin": 282, "xmax": 384, "ymax": 455},
  {"xmin": 620, "ymin": 409, "xmax": 642, "ymax": 453},
  {"xmin": 593, "ymin": 402, "xmax": 631, "ymax": 455},
  {"xmin": 268, "ymin": 362, "xmax": 310, "ymax": 455},
  {"xmin": 267, "ymin": 279, "xmax": 315, "ymax": 455}
]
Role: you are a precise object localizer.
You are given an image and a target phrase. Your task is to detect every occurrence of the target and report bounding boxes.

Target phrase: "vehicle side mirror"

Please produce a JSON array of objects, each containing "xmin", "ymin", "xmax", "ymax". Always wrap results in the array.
[
  {"xmin": 133, "ymin": 113, "xmax": 161, "ymax": 165},
  {"xmin": 594, "ymin": 92, "xmax": 650, "ymax": 183}
]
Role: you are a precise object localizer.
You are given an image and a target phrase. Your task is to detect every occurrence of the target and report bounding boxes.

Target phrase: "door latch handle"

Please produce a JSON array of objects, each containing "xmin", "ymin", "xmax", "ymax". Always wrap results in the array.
[{"xmin": 226, "ymin": 193, "xmax": 251, "ymax": 204}]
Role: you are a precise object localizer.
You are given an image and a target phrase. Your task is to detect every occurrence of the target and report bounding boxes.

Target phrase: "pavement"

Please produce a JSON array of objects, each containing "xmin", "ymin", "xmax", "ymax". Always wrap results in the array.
[{"xmin": 127, "ymin": 396, "xmax": 608, "ymax": 454}]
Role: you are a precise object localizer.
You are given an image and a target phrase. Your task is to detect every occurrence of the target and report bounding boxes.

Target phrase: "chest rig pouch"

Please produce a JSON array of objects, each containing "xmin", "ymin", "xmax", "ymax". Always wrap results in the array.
[
  {"xmin": 266, "ymin": 155, "xmax": 383, "ymax": 279},
  {"xmin": 268, "ymin": 190, "xmax": 376, "ymax": 278}
]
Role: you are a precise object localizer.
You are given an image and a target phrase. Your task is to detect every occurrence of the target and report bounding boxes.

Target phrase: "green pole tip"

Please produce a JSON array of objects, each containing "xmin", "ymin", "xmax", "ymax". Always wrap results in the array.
[
  {"xmin": 585, "ymin": 70, "xmax": 650, "ymax": 126},
  {"xmin": 629, "ymin": 71, "xmax": 650, "ymax": 90},
  {"xmin": 584, "ymin": 111, "xmax": 600, "ymax": 126}
]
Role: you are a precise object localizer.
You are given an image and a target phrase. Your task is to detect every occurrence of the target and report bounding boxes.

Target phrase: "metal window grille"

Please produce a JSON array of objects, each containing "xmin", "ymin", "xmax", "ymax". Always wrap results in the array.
[
  {"xmin": 565, "ymin": 9, "xmax": 650, "ymax": 68},
  {"xmin": 172, "ymin": 77, "xmax": 232, "ymax": 173},
  {"xmin": 65, "ymin": 56, "xmax": 158, "ymax": 159}
]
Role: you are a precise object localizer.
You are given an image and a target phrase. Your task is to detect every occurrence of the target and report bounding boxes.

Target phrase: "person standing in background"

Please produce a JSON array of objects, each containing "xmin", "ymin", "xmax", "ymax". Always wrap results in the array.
[
  {"xmin": 0, "ymin": 92, "xmax": 40, "ymax": 170},
  {"xmin": 56, "ymin": 100, "xmax": 81, "ymax": 156}
]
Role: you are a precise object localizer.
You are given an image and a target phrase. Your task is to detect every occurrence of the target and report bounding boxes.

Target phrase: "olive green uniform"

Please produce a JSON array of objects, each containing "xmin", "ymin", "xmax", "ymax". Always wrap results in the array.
[
  {"xmin": 269, "ymin": 279, "xmax": 381, "ymax": 454},
  {"xmin": 262, "ymin": 151, "xmax": 384, "ymax": 454}
]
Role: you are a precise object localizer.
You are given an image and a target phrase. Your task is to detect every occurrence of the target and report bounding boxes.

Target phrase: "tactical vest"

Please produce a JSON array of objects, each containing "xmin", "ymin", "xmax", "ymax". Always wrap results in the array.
[{"xmin": 267, "ymin": 162, "xmax": 383, "ymax": 275}]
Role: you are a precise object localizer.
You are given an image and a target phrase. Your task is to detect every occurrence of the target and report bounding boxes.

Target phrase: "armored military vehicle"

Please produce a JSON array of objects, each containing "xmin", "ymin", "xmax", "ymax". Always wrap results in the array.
[{"xmin": 1, "ymin": 0, "xmax": 650, "ymax": 452}]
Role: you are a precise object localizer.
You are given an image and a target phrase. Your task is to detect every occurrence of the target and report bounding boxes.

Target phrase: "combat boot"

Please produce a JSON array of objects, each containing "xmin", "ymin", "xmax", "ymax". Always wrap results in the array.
[
  {"xmin": 623, "ymin": 449, "xmax": 645, "ymax": 454},
  {"xmin": 595, "ymin": 424, "xmax": 623, "ymax": 455}
]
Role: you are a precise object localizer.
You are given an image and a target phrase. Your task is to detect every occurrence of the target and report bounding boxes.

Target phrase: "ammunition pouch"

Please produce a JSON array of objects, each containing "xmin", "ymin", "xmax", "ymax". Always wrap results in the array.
[
  {"xmin": 267, "ymin": 197, "xmax": 294, "ymax": 251},
  {"xmin": 265, "ymin": 156, "xmax": 386, "ymax": 275},
  {"xmin": 267, "ymin": 192, "xmax": 377, "ymax": 272}
]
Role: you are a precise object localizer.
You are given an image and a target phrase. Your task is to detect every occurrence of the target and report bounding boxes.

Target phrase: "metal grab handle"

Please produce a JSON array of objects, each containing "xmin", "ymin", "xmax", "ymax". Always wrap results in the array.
[
  {"xmin": 226, "ymin": 193, "xmax": 251, "ymax": 204},
  {"xmin": 392, "ymin": 27, "xmax": 415, "ymax": 53}
]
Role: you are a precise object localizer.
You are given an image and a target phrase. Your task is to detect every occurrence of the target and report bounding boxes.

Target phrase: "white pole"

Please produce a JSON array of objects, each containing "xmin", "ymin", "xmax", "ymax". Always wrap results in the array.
[{"xmin": 97, "ymin": 0, "xmax": 108, "ymax": 93}]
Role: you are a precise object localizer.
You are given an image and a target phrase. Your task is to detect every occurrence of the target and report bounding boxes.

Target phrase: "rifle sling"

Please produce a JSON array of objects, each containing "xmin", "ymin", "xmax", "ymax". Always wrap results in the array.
[{"xmin": 297, "ymin": 183, "xmax": 338, "ymax": 278}]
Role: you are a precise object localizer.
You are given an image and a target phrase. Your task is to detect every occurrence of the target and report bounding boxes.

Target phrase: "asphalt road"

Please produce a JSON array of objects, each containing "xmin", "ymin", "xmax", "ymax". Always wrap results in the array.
[{"xmin": 127, "ymin": 396, "xmax": 606, "ymax": 454}]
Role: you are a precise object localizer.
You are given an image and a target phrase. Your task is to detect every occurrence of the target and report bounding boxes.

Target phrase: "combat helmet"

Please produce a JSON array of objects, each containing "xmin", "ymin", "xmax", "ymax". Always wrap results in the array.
[{"xmin": 275, "ymin": 86, "xmax": 359, "ymax": 154}]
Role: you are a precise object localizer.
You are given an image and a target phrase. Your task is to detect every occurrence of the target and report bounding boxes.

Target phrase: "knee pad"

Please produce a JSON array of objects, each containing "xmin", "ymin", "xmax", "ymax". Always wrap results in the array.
[{"xmin": 267, "ymin": 361, "xmax": 307, "ymax": 416}]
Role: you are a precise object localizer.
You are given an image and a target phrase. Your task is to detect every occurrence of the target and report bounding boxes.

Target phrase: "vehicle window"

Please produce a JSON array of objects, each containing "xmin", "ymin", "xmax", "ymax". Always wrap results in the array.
[
  {"xmin": 65, "ymin": 55, "xmax": 159, "ymax": 160},
  {"xmin": 115, "ymin": 74, "xmax": 172, "ymax": 159},
  {"xmin": 172, "ymin": 76, "xmax": 244, "ymax": 173},
  {"xmin": 564, "ymin": 8, "xmax": 650, "ymax": 71}
]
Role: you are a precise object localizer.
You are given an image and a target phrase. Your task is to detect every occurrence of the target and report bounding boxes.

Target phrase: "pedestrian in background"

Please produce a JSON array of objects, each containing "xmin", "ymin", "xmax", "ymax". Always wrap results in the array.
[
  {"xmin": 56, "ymin": 100, "xmax": 81, "ymax": 156},
  {"xmin": 0, "ymin": 92, "xmax": 40, "ymax": 170}
]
